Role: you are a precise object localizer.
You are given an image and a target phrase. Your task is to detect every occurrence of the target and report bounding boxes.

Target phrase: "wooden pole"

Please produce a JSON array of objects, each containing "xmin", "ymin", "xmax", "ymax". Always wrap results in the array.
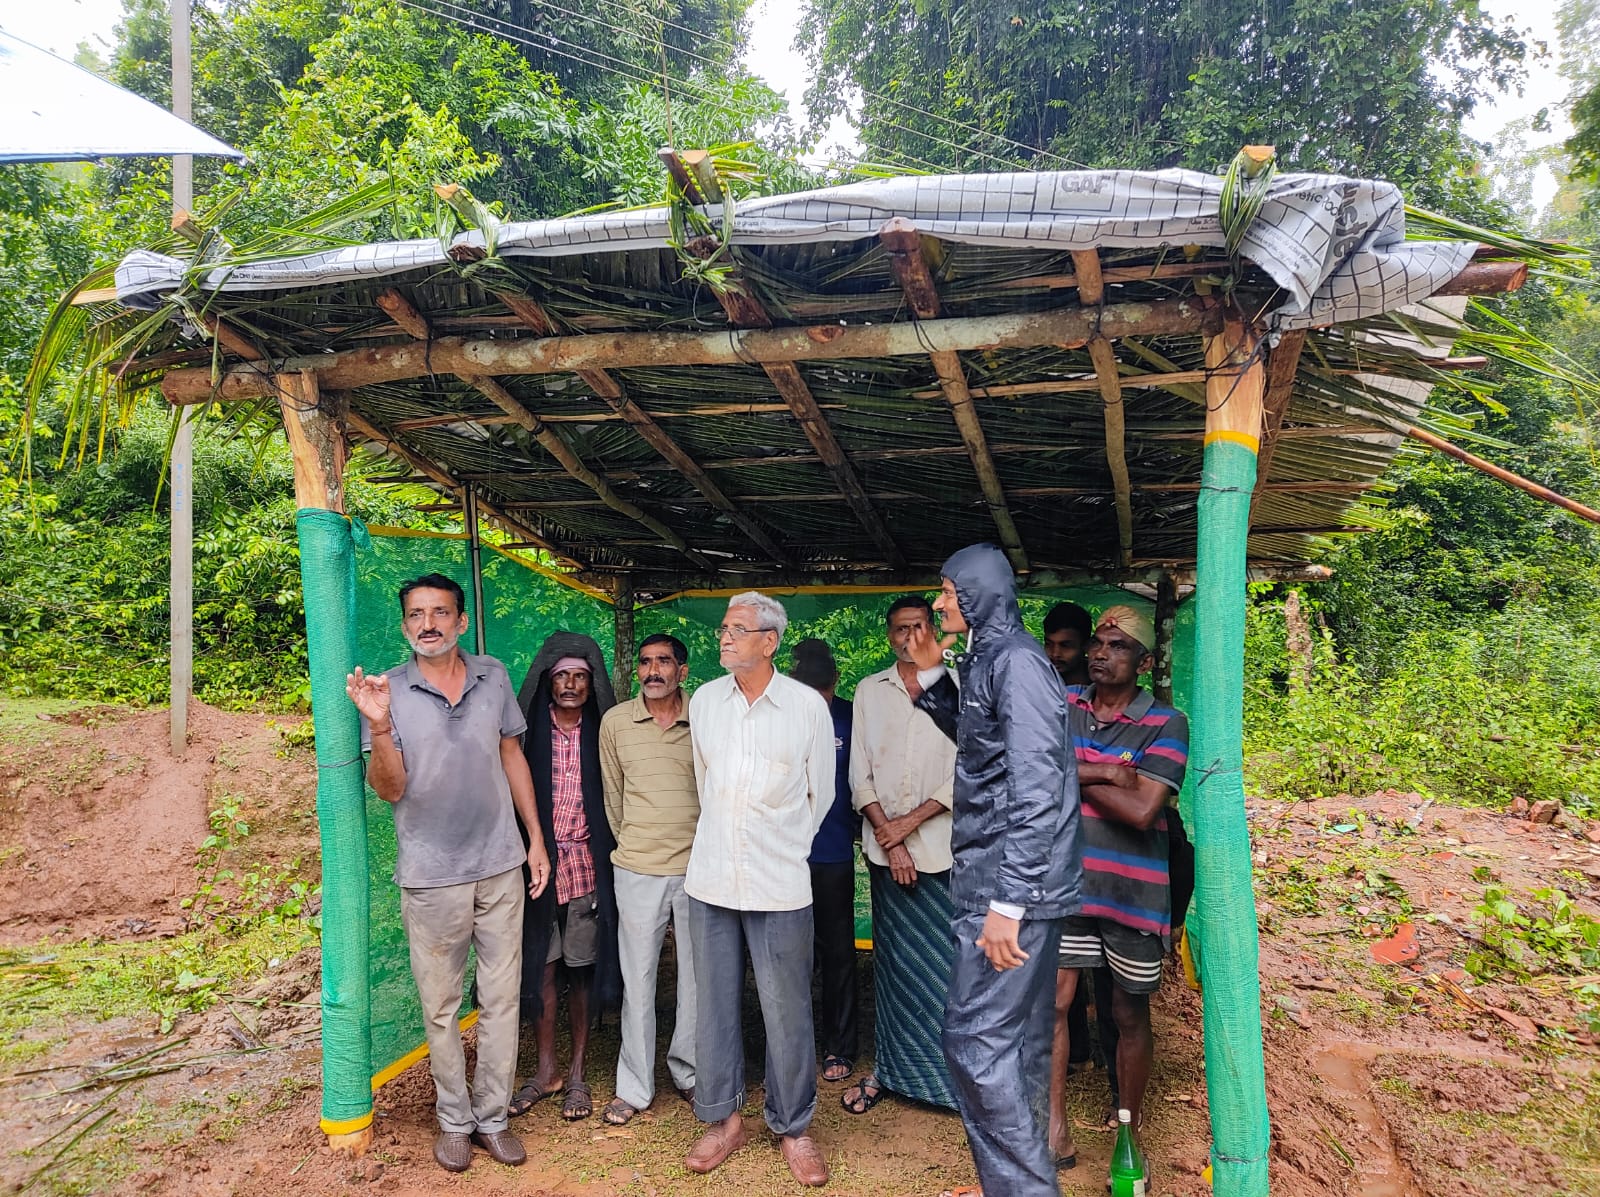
[
  {"xmin": 1192, "ymin": 313, "xmax": 1270, "ymax": 1197},
  {"xmin": 1406, "ymin": 424, "xmax": 1600, "ymax": 525},
  {"xmin": 466, "ymin": 486, "xmax": 487, "ymax": 655},
  {"xmin": 612, "ymin": 578, "xmax": 635, "ymax": 701},
  {"xmin": 168, "ymin": 0, "xmax": 193, "ymax": 759},
  {"xmin": 1153, "ymin": 571, "xmax": 1177, "ymax": 705},
  {"xmin": 880, "ymin": 217, "xmax": 1028, "ymax": 570},
  {"xmin": 161, "ymin": 296, "xmax": 1215, "ymax": 405}
]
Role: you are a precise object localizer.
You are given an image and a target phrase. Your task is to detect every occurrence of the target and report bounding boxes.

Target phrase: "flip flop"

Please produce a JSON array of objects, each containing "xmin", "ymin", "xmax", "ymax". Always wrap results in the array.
[
  {"xmin": 562, "ymin": 1079, "xmax": 593, "ymax": 1121},
  {"xmin": 1055, "ymin": 1153, "xmax": 1077, "ymax": 1170},
  {"xmin": 822, "ymin": 1054, "xmax": 853, "ymax": 1082},
  {"xmin": 507, "ymin": 1081, "xmax": 559, "ymax": 1117},
  {"xmin": 841, "ymin": 1074, "xmax": 885, "ymax": 1115}
]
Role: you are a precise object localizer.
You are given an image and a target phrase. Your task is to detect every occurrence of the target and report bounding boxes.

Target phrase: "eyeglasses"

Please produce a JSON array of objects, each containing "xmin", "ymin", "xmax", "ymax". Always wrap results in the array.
[{"xmin": 716, "ymin": 624, "xmax": 774, "ymax": 640}]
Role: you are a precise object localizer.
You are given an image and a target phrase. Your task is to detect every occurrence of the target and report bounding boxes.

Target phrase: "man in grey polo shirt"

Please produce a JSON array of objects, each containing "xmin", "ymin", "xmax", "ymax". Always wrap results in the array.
[{"xmin": 346, "ymin": 572, "xmax": 550, "ymax": 1174}]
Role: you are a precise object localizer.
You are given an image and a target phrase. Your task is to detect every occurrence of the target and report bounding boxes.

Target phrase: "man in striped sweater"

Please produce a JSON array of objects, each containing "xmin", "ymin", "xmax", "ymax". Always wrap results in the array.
[{"xmin": 1052, "ymin": 605, "xmax": 1188, "ymax": 1178}]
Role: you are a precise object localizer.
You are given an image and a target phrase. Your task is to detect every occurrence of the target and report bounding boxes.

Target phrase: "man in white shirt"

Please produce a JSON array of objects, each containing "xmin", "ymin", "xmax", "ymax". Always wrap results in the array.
[
  {"xmin": 682, "ymin": 592, "xmax": 835, "ymax": 1187},
  {"xmin": 841, "ymin": 595, "xmax": 960, "ymax": 1117}
]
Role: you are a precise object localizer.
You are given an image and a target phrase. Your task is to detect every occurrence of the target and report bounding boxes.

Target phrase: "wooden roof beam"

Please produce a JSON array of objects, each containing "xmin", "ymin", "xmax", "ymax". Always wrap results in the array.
[
  {"xmin": 373, "ymin": 288, "xmax": 713, "ymax": 571},
  {"xmin": 343, "ymin": 406, "xmax": 581, "ymax": 568},
  {"xmin": 880, "ymin": 217, "xmax": 1028, "ymax": 572},
  {"xmin": 495, "ymin": 292, "xmax": 791, "ymax": 566},
  {"xmin": 660, "ymin": 148, "xmax": 906, "ymax": 568},
  {"xmin": 1249, "ymin": 329, "xmax": 1308, "ymax": 525}
]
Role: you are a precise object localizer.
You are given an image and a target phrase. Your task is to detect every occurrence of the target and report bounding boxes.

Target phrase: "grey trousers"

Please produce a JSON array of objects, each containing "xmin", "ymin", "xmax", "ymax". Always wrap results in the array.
[
  {"xmin": 942, "ymin": 909, "xmax": 1063, "ymax": 1197},
  {"xmin": 688, "ymin": 897, "xmax": 816, "ymax": 1136},
  {"xmin": 613, "ymin": 867, "xmax": 697, "ymax": 1109},
  {"xmin": 399, "ymin": 866, "xmax": 524, "ymax": 1134}
]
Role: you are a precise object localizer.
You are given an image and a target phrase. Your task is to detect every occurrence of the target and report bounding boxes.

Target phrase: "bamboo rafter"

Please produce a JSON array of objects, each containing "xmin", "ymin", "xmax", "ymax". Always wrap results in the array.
[{"xmin": 880, "ymin": 216, "xmax": 1028, "ymax": 571}]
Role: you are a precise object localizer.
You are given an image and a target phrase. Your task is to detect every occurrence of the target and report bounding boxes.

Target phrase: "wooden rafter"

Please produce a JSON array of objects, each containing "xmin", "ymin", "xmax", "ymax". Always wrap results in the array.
[
  {"xmin": 1249, "ymin": 329, "xmax": 1309, "ymax": 524},
  {"xmin": 495, "ymin": 292, "xmax": 790, "ymax": 566},
  {"xmin": 373, "ymin": 288, "xmax": 712, "ymax": 570},
  {"xmin": 660, "ymin": 148, "xmax": 907, "ymax": 569},
  {"xmin": 880, "ymin": 217, "xmax": 1028, "ymax": 572},
  {"xmin": 1088, "ymin": 334, "xmax": 1135, "ymax": 567},
  {"xmin": 342, "ymin": 406, "xmax": 581, "ymax": 568}
]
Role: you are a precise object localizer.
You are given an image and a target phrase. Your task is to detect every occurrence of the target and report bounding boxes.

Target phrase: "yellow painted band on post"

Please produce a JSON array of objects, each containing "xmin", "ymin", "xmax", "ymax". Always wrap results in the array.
[
  {"xmin": 320, "ymin": 1111, "xmax": 374, "ymax": 1135},
  {"xmin": 1202, "ymin": 429, "xmax": 1260, "ymax": 453},
  {"xmin": 854, "ymin": 937, "xmax": 873, "ymax": 951},
  {"xmin": 370, "ymin": 1011, "xmax": 480, "ymax": 1093}
]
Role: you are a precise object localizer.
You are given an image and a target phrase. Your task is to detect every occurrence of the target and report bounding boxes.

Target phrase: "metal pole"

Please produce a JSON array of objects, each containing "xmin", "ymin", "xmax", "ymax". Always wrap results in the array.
[
  {"xmin": 466, "ymin": 486, "xmax": 487, "ymax": 655},
  {"xmin": 169, "ymin": 0, "xmax": 193, "ymax": 758}
]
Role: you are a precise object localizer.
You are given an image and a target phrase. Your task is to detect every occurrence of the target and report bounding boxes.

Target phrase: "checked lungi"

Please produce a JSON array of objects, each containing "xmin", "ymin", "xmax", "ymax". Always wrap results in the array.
[{"xmin": 868, "ymin": 863, "xmax": 958, "ymax": 1109}]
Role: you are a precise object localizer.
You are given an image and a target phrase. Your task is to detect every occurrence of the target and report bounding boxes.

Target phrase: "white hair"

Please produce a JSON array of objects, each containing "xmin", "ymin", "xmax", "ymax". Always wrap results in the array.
[{"xmin": 725, "ymin": 591, "xmax": 788, "ymax": 640}]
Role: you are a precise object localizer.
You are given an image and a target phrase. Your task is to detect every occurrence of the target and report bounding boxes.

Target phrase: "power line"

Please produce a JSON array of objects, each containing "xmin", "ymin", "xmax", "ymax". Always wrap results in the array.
[
  {"xmin": 500, "ymin": 0, "xmax": 1092, "ymax": 170},
  {"xmin": 393, "ymin": 0, "xmax": 1037, "ymax": 177}
]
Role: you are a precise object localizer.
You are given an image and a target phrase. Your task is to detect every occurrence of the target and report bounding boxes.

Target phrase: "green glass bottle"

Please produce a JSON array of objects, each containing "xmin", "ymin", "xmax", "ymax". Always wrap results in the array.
[{"xmin": 1109, "ymin": 1108, "xmax": 1146, "ymax": 1197}]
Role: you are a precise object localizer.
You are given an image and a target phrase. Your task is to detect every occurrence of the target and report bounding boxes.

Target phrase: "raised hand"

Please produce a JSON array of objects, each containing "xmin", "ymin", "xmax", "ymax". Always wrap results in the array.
[
  {"xmin": 904, "ymin": 621, "xmax": 958, "ymax": 672},
  {"xmin": 346, "ymin": 666, "xmax": 392, "ymax": 730}
]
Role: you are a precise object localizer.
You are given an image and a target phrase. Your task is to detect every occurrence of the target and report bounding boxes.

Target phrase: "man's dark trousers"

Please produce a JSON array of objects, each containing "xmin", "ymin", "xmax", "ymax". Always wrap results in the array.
[{"xmin": 942, "ymin": 909, "xmax": 1063, "ymax": 1197}]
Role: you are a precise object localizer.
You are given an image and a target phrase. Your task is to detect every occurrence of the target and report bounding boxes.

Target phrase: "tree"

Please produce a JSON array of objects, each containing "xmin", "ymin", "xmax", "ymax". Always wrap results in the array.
[{"xmin": 800, "ymin": 0, "xmax": 1532, "ymax": 214}]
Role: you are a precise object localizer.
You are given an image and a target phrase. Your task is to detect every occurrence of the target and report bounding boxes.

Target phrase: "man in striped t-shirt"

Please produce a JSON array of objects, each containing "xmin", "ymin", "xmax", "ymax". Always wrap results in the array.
[{"xmin": 1053, "ymin": 605, "xmax": 1188, "ymax": 1177}]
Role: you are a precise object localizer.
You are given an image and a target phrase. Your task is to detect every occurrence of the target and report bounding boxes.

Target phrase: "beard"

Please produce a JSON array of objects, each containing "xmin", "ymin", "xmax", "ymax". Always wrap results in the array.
[{"xmin": 408, "ymin": 630, "xmax": 459, "ymax": 659}]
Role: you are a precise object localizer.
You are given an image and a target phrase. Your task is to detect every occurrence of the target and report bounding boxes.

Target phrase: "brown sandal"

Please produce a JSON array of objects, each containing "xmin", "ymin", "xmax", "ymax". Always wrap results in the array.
[
  {"xmin": 561, "ymin": 1080, "xmax": 592, "ymax": 1121},
  {"xmin": 601, "ymin": 1096, "xmax": 637, "ymax": 1125}
]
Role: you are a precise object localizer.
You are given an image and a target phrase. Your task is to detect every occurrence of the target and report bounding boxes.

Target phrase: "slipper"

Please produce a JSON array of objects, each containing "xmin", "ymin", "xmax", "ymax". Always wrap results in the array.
[
  {"xmin": 936, "ymin": 1188, "xmax": 982, "ymax": 1197},
  {"xmin": 841, "ymin": 1074, "xmax": 885, "ymax": 1115},
  {"xmin": 822, "ymin": 1054, "xmax": 853, "ymax": 1082},
  {"xmin": 1055, "ymin": 1153, "xmax": 1077, "ymax": 1171},
  {"xmin": 562, "ymin": 1080, "xmax": 593, "ymax": 1121},
  {"xmin": 676, "ymin": 1085, "xmax": 695, "ymax": 1104},
  {"xmin": 601, "ymin": 1097, "xmax": 637, "ymax": 1125},
  {"xmin": 507, "ymin": 1081, "xmax": 559, "ymax": 1118}
]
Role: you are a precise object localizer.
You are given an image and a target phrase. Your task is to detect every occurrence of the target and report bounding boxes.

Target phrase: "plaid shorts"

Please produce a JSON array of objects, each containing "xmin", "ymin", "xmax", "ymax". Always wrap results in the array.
[{"xmin": 1057, "ymin": 915, "xmax": 1163, "ymax": 994}]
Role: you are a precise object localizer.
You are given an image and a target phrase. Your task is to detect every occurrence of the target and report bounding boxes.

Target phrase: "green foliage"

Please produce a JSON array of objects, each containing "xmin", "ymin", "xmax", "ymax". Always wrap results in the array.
[
  {"xmin": 1244, "ymin": 591, "xmax": 1600, "ymax": 817},
  {"xmin": 800, "ymin": 0, "xmax": 1531, "ymax": 215},
  {"xmin": 1466, "ymin": 884, "xmax": 1600, "ymax": 984}
]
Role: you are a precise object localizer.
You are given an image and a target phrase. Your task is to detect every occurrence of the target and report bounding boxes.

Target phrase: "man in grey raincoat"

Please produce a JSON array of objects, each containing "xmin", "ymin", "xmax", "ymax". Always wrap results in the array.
[{"xmin": 907, "ymin": 542, "xmax": 1081, "ymax": 1197}]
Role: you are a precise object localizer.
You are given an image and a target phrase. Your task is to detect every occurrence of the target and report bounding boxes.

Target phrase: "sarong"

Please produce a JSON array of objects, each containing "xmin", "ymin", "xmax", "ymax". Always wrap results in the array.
[{"xmin": 869, "ymin": 863, "xmax": 958, "ymax": 1109}]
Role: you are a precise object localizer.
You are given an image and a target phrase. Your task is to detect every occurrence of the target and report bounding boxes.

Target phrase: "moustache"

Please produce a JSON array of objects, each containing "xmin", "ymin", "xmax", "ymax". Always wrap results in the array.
[{"xmin": 642, "ymin": 676, "xmax": 667, "ymax": 685}]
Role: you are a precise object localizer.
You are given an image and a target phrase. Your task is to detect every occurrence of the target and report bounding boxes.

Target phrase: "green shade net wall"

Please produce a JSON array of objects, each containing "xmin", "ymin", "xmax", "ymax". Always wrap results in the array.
[{"xmin": 343, "ymin": 531, "xmax": 1198, "ymax": 1100}]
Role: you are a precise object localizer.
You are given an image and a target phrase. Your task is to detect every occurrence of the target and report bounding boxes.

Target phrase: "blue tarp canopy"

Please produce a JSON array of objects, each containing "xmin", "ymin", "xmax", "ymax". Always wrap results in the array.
[{"xmin": 0, "ymin": 29, "xmax": 241, "ymax": 163}]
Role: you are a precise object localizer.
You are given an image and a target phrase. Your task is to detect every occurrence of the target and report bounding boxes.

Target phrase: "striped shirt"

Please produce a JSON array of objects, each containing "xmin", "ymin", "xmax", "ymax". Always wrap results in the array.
[
  {"xmin": 599, "ymin": 692, "xmax": 699, "ymax": 876},
  {"xmin": 1066, "ymin": 684, "xmax": 1189, "ymax": 939},
  {"xmin": 551, "ymin": 712, "xmax": 595, "ymax": 904}
]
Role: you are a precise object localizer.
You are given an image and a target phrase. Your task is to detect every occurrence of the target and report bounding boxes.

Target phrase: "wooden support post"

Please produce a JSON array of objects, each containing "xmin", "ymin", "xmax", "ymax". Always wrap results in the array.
[
  {"xmin": 496, "ymin": 293, "xmax": 790, "ymax": 565},
  {"xmin": 465, "ymin": 486, "xmax": 487, "ymax": 655},
  {"xmin": 1088, "ymin": 335, "xmax": 1135, "ymax": 567},
  {"xmin": 612, "ymin": 578, "xmax": 635, "ymax": 700},
  {"xmin": 655, "ymin": 150, "xmax": 906, "ymax": 568},
  {"xmin": 880, "ymin": 216, "xmax": 1029, "ymax": 571},
  {"xmin": 1249, "ymin": 329, "xmax": 1307, "ymax": 524},
  {"xmin": 372, "ymin": 288, "xmax": 710, "ymax": 569},
  {"xmin": 273, "ymin": 371, "xmax": 373, "ymax": 1157},
  {"xmin": 1153, "ymin": 572, "xmax": 1178, "ymax": 705},
  {"xmin": 1191, "ymin": 313, "xmax": 1270, "ymax": 1197}
]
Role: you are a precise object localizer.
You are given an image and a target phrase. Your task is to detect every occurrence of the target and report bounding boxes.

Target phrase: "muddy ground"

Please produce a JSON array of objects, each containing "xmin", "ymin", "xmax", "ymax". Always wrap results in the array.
[{"xmin": 1, "ymin": 699, "xmax": 1597, "ymax": 1196}]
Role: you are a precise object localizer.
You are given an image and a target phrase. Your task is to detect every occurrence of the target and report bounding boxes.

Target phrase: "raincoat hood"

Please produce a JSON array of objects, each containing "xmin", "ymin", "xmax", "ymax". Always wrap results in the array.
[{"xmin": 941, "ymin": 542, "xmax": 1023, "ymax": 647}]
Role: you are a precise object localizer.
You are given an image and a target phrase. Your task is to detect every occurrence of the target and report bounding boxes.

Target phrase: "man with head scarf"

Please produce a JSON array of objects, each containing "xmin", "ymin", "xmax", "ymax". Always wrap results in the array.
[
  {"xmin": 507, "ymin": 632, "xmax": 619, "ymax": 1124},
  {"xmin": 904, "ymin": 544, "xmax": 1081, "ymax": 1197},
  {"xmin": 1051, "ymin": 605, "xmax": 1189, "ymax": 1188}
]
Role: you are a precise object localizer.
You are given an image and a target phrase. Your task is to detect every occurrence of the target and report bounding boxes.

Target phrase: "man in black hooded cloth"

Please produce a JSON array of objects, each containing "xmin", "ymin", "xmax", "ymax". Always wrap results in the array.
[
  {"xmin": 906, "ymin": 543, "xmax": 1082, "ymax": 1197},
  {"xmin": 507, "ymin": 632, "xmax": 621, "ymax": 1123}
]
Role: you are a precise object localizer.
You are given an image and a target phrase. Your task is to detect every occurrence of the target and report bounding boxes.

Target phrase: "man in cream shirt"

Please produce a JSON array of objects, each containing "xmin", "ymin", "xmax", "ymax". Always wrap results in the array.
[
  {"xmin": 841, "ymin": 595, "xmax": 960, "ymax": 1118},
  {"xmin": 681, "ymin": 591, "xmax": 835, "ymax": 1187}
]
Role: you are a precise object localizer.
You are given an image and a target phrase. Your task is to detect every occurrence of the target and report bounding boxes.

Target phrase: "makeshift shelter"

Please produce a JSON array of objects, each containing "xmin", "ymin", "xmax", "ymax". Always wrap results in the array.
[{"xmin": 73, "ymin": 150, "xmax": 1561, "ymax": 1196}]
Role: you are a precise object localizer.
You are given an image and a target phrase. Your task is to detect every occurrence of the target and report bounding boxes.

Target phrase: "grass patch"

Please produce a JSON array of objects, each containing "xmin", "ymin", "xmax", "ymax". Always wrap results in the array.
[{"xmin": 0, "ymin": 917, "xmax": 317, "ymax": 1049}]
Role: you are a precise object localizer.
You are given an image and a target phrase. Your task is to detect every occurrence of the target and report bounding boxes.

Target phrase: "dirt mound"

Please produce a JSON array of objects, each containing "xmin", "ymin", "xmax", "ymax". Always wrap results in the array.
[{"xmin": 0, "ymin": 701, "xmax": 317, "ymax": 943}]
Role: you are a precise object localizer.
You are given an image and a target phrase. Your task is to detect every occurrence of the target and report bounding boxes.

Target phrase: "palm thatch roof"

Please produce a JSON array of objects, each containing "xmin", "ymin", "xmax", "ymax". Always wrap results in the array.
[{"xmin": 45, "ymin": 153, "xmax": 1577, "ymax": 596}]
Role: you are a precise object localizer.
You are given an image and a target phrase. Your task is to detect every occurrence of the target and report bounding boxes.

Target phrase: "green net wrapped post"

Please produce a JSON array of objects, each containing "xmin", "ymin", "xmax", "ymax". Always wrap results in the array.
[
  {"xmin": 1191, "ymin": 324, "xmax": 1271, "ymax": 1196},
  {"xmin": 297, "ymin": 508, "xmax": 374, "ymax": 1139}
]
